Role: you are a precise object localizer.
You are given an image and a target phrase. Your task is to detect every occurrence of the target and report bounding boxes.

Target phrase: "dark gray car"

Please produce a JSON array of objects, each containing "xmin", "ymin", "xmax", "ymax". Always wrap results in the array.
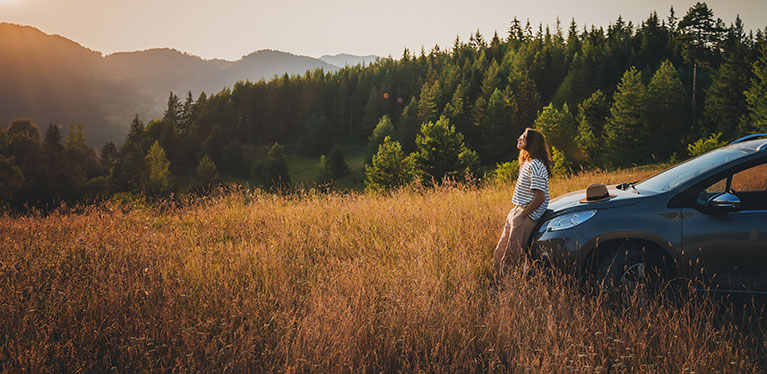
[{"xmin": 530, "ymin": 134, "xmax": 767, "ymax": 294}]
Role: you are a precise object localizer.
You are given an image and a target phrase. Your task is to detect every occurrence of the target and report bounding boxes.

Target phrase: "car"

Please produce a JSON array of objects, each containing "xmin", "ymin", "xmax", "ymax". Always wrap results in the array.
[{"xmin": 530, "ymin": 134, "xmax": 767, "ymax": 295}]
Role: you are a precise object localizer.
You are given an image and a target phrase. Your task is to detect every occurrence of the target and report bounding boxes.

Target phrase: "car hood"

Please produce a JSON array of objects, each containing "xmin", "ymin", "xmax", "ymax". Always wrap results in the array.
[{"xmin": 545, "ymin": 185, "xmax": 645, "ymax": 217}]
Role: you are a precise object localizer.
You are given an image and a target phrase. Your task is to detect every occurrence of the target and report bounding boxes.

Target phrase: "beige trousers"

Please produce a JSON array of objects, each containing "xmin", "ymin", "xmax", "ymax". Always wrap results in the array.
[{"xmin": 493, "ymin": 205, "xmax": 537, "ymax": 281}]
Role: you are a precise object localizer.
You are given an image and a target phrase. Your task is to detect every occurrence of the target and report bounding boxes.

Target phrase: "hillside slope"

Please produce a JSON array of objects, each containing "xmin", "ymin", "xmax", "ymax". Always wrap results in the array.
[{"xmin": 0, "ymin": 23, "xmax": 371, "ymax": 146}]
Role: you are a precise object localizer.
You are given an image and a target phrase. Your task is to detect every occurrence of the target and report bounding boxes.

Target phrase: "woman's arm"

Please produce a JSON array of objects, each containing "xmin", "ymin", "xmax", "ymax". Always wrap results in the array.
[{"xmin": 522, "ymin": 189, "xmax": 545, "ymax": 218}]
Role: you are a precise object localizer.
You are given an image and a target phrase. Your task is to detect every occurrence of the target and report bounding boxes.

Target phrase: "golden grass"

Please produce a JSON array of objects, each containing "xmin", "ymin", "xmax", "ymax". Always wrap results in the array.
[{"xmin": 1, "ymin": 166, "xmax": 765, "ymax": 372}]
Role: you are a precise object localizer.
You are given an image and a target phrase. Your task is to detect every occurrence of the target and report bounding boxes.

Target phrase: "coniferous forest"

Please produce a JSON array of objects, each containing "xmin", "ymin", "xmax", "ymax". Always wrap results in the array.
[{"xmin": 3, "ymin": 3, "xmax": 767, "ymax": 209}]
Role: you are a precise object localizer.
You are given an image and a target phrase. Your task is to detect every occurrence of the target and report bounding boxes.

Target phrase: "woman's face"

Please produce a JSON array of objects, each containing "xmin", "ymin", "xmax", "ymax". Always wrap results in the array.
[{"xmin": 517, "ymin": 131, "xmax": 527, "ymax": 150}]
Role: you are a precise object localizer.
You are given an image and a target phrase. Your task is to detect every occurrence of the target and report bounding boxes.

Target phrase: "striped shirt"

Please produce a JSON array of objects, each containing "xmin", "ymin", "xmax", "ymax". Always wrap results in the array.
[{"xmin": 512, "ymin": 159, "xmax": 550, "ymax": 221}]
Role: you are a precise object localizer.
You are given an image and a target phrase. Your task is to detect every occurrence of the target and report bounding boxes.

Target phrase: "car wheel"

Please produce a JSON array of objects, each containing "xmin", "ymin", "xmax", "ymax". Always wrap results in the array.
[{"xmin": 595, "ymin": 244, "xmax": 667, "ymax": 298}]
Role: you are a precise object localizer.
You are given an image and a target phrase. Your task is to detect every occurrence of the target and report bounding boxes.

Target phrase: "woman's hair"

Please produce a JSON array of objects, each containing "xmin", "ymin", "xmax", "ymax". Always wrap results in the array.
[{"xmin": 518, "ymin": 128, "xmax": 553, "ymax": 177}]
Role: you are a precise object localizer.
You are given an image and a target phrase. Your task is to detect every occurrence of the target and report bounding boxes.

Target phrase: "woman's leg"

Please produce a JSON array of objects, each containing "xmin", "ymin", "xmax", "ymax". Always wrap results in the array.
[
  {"xmin": 493, "ymin": 209, "xmax": 515, "ymax": 281},
  {"xmin": 495, "ymin": 207, "xmax": 537, "ymax": 281}
]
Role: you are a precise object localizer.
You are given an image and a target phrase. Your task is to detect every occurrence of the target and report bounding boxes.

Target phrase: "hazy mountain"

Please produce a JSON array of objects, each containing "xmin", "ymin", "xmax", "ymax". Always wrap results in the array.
[
  {"xmin": 0, "ymin": 23, "xmax": 133, "ymax": 144},
  {"xmin": 0, "ymin": 23, "xmax": 374, "ymax": 146},
  {"xmin": 219, "ymin": 50, "xmax": 339, "ymax": 88},
  {"xmin": 320, "ymin": 53, "xmax": 379, "ymax": 67},
  {"xmin": 103, "ymin": 48, "xmax": 232, "ymax": 99}
]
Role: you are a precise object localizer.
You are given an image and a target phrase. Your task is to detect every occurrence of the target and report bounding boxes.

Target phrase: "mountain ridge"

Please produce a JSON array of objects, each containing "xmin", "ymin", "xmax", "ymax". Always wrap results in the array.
[{"xmin": 0, "ymin": 23, "xmax": 378, "ymax": 146}]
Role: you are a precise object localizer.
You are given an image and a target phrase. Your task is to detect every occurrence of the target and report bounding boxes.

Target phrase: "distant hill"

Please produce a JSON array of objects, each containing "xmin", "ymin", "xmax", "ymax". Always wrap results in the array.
[
  {"xmin": 220, "ymin": 50, "xmax": 339, "ymax": 87},
  {"xmin": 0, "ymin": 23, "xmax": 376, "ymax": 146},
  {"xmin": 319, "ymin": 54, "xmax": 379, "ymax": 67},
  {"xmin": 0, "ymin": 23, "xmax": 132, "ymax": 145}
]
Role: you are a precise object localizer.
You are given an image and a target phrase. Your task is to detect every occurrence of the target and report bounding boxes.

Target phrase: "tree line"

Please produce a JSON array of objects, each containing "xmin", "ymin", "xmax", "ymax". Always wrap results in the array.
[{"xmin": 2, "ymin": 2, "xmax": 767, "ymax": 206}]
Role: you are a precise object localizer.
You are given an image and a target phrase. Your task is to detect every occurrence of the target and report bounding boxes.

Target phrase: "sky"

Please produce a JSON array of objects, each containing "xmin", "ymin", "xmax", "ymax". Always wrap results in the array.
[{"xmin": 1, "ymin": 0, "xmax": 766, "ymax": 61}]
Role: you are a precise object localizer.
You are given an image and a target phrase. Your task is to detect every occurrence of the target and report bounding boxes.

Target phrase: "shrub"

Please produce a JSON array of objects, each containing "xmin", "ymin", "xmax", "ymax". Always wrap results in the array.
[
  {"xmin": 489, "ymin": 160, "xmax": 519, "ymax": 185},
  {"xmin": 191, "ymin": 155, "xmax": 220, "ymax": 192},
  {"xmin": 687, "ymin": 133, "xmax": 726, "ymax": 157},
  {"xmin": 551, "ymin": 146, "xmax": 570, "ymax": 176},
  {"xmin": 319, "ymin": 147, "xmax": 349, "ymax": 181}
]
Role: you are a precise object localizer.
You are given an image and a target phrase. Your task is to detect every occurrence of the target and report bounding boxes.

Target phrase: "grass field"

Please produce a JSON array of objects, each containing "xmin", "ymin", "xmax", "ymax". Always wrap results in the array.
[{"xmin": 1, "ymin": 166, "xmax": 765, "ymax": 372}]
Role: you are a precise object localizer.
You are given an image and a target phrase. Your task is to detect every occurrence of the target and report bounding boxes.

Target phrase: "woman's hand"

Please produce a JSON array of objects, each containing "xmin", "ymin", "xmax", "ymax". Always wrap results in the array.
[{"xmin": 522, "ymin": 189, "xmax": 545, "ymax": 218}]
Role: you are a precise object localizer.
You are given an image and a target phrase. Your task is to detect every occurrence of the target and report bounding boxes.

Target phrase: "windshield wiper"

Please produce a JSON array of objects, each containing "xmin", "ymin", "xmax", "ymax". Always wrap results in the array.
[{"xmin": 616, "ymin": 181, "xmax": 640, "ymax": 194}]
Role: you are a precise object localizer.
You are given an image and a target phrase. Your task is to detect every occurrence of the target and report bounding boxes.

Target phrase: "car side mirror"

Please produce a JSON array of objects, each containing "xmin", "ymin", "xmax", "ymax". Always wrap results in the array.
[{"xmin": 708, "ymin": 192, "xmax": 740, "ymax": 212}]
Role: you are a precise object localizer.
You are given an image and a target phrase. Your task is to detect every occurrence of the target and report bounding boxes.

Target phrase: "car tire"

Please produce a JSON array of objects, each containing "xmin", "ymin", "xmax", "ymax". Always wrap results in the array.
[{"xmin": 595, "ymin": 244, "xmax": 668, "ymax": 297}]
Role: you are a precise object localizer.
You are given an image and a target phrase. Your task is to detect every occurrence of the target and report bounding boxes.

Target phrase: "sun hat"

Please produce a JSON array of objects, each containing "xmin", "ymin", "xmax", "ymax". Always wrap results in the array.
[{"xmin": 579, "ymin": 183, "xmax": 617, "ymax": 203}]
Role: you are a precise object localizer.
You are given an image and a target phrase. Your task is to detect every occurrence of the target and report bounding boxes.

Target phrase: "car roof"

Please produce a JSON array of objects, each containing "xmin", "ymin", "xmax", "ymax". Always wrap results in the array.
[{"xmin": 728, "ymin": 139, "xmax": 767, "ymax": 152}]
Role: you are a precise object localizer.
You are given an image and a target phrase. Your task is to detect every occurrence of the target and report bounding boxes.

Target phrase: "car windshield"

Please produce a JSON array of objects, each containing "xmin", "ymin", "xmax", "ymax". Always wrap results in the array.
[{"xmin": 634, "ymin": 147, "xmax": 752, "ymax": 193}]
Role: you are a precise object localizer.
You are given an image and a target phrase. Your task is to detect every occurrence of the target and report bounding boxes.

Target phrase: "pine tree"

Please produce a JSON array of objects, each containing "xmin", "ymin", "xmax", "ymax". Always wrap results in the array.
[
  {"xmin": 576, "ymin": 90, "xmax": 610, "ymax": 164},
  {"xmin": 552, "ymin": 52, "xmax": 591, "ymax": 111},
  {"xmin": 0, "ymin": 155, "xmax": 23, "ymax": 203},
  {"xmin": 127, "ymin": 115, "xmax": 148, "ymax": 152},
  {"xmin": 480, "ymin": 60, "xmax": 501, "ymax": 98},
  {"xmin": 319, "ymin": 146, "xmax": 349, "ymax": 180},
  {"xmin": 413, "ymin": 116, "xmax": 479, "ymax": 184},
  {"xmin": 704, "ymin": 18, "xmax": 750, "ymax": 137},
  {"xmin": 470, "ymin": 95, "xmax": 487, "ymax": 128},
  {"xmin": 191, "ymin": 155, "xmax": 220, "ymax": 193},
  {"xmin": 481, "ymin": 87, "xmax": 517, "ymax": 163},
  {"xmin": 534, "ymin": 103, "xmax": 578, "ymax": 161},
  {"xmin": 266, "ymin": 142, "xmax": 290, "ymax": 188},
  {"xmin": 164, "ymin": 92, "xmax": 181, "ymax": 124},
  {"xmin": 508, "ymin": 17, "xmax": 525, "ymax": 46},
  {"xmin": 678, "ymin": 3, "xmax": 723, "ymax": 70},
  {"xmin": 361, "ymin": 86, "xmax": 381, "ymax": 134},
  {"xmin": 99, "ymin": 142, "xmax": 118, "ymax": 176},
  {"xmin": 744, "ymin": 47, "xmax": 767, "ymax": 133},
  {"xmin": 368, "ymin": 115, "xmax": 395, "ymax": 160},
  {"xmin": 645, "ymin": 60, "xmax": 686, "ymax": 160},
  {"xmin": 418, "ymin": 80, "xmax": 440, "ymax": 124},
  {"xmin": 604, "ymin": 67, "xmax": 647, "ymax": 167},
  {"xmin": 145, "ymin": 141, "xmax": 172, "ymax": 194},
  {"xmin": 5, "ymin": 119, "xmax": 43, "ymax": 203},
  {"xmin": 65, "ymin": 124, "xmax": 99, "ymax": 179},
  {"xmin": 43, "ymin": 124, "xmax": 64, "ymax": 194},
  {"xmin": 397, "ymin": 97, "xmax": 421, "ymax": 153},
  {"xmin": 44, "ymin": 123, "xmax": 85, "ymax": 201},
  {"xmin": 515, "ymin": 74, "xmax": 542, "ymax": 129},
  {"xmin": 111, "ymin": 118, "xmax": 148, "ymax": 193},
  {"xmin": 550, "ymin": 146, "xmax": 570, "ymax": 176},
  {"xmin": 65, "ymin": 124, "xmax": 88, "ymax": 151},
  {"xmin": 442, "ymin": 83, "xmax": 469, "ymax": 136},
  {"xmin": 365, "ymin": 136, "xmax": 416, "ymax": 192},
  {"xmin": 43, "ymin": 123, "xmax": 63, "ymax": 160},
  {"xmin": 179, "ymin": 90, "xmax": 195, "ymax": 134},
  {"xmin": 678, "ymin": 3, "xmax": 725, "ymax": 113}
]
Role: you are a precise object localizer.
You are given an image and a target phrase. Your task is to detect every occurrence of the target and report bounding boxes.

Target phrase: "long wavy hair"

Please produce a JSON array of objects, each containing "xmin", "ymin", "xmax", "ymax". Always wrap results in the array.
[{"xmin": 518, "ymin": 128, "xmax": 552, "ymax": 177}]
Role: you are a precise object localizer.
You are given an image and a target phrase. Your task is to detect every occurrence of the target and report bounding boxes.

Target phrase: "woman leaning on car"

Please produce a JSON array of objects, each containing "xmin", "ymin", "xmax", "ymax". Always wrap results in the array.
[{"xmin": 493, "ymin": 128, "xmax": 552, "ymax": 283}]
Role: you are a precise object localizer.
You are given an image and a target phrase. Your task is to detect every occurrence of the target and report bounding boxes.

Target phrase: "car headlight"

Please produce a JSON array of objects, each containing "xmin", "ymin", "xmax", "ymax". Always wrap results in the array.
[{"xmin": 539, "ymin": 209, "xmax": 597, "ymax": 232}]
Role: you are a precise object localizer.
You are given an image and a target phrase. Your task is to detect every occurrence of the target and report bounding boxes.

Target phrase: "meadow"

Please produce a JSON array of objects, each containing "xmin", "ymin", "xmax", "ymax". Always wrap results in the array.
[{"xmin": 1, "ymin": 167, "xmax": 765, "ymax": 372}]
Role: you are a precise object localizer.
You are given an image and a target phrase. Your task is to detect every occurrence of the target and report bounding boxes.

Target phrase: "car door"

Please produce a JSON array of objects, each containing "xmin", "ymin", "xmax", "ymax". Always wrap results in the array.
[{"xmin": 681, "ymin": 157, "xmax": 767, "ymax": 292}]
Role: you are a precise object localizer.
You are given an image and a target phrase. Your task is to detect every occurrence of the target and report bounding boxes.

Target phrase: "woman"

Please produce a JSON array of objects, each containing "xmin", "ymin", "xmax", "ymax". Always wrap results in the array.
[{"xmin": 493, "ymin": 128, "xmax": 552, "ymax": 282}]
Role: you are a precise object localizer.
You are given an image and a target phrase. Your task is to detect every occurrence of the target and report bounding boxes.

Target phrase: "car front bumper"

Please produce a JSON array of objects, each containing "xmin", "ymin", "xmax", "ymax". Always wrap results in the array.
[{"xmin": 530, "ymin": 226, "xmax": 591, "ymax": 274}]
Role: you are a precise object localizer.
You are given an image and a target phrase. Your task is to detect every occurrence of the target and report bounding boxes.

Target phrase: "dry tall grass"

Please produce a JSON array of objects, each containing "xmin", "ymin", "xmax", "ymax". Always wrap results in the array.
[{"xmin": 1, "ymin": 167, "xmax": 765, "ymax": 372}]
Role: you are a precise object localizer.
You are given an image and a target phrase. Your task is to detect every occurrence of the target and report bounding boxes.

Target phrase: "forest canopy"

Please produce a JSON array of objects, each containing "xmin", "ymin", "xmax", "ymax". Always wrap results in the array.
[{"xmin": 2, "ymin": 2, "xmax": 767, "ymax": 208}]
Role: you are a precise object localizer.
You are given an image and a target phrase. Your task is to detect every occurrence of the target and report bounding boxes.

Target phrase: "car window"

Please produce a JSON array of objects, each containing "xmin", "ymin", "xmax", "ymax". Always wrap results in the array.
[
  {"xmin": 696, "ymin": 160, "xmax": 767, "ymax": 209},
  {"xmin": 704, "ymin": 178, "xmax": 728, "ymax": 194},
  {"xmin": 636, "ymin": 147, "xmax": 752, "ymax": 194},
  {"xmin": 731, "ymin": 163, "xmax": 767, "ymax": 192}
]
